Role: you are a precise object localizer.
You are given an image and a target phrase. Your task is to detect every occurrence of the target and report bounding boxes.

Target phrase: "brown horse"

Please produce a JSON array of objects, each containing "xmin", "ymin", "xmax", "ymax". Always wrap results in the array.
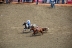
[{"xmin": 30, "ymin": 26, "xmax": 43, "ymax": 35}]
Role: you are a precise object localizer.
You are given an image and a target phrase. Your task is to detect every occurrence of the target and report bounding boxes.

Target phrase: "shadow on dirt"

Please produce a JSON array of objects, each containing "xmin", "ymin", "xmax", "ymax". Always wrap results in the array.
[
  {"xmin": 27, "ymin": 34, "xmax": 41, "ymax": 37},
  {"xmin": 46, "ymin": 6, "xmax": 55, "ymax": 9},
  {"xmin": 27, "ymin": 32, "xmax": 46, "ymax": 37},
  {"xmin": 18, "ymin": 31, "xmax": 31, "ymax": 34}
]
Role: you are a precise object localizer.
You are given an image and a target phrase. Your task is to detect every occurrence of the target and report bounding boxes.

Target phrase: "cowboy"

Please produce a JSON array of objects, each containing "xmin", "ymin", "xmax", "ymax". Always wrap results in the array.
[
  {"xmin": 26, "ymin": 20, "xmax": 31, "ymax": 29},
  {"xmin": 18, "ymin": 0, "xmax": 20, "ymax": 3}
]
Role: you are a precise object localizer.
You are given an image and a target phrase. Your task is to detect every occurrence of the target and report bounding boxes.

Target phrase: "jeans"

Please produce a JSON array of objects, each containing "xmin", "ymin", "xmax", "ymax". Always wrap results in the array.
[
  {"xmin": 51, "ymin": 1, "xmax": 55, "ymax": 8},
  {"xmin": 6, "ymin": 0, "xmax": 8, "ymax": 3},
  {"xmin": 43, "ymin": 0, "xmax": 47, "ymax": 3},
  {"xmin": 27, "ymin": 23, "xmax": 31, "ymax": 29},
  {"xmin": 62, "ymin": 0, "xmax": 64, "ymax": 4},
  {"xmin": 36, "ymin": 0, "xmax": 38, "ymax": 5},
  {"xmin": 23, "ymin": 0, "xmax": 25, "ymax": 2},
  {"xmin": 57, "ymin": 0, "xmax": 60, "ymax": 4},
  {"xmin": 54, "ymin": 0, "xmax": 56, "ymax": 3}
]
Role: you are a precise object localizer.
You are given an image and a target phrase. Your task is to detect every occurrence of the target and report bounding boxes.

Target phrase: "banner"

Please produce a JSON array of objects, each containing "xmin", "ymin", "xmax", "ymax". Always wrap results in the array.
[{"xmin": 67, "ymin": 0, "xmax": 72, "ymax": 4}]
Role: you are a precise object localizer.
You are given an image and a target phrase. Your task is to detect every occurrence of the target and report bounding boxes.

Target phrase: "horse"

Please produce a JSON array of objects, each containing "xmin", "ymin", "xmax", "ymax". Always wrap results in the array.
[
  {"xmin": 23, "ymin": 22, "xmax": 31, "ymax": 32},
  {"xmin": 23, "ymin": 22, "xmax": 37, "ymax": 32},
  {"xmin": 30, "ymin": 25, "xmax": 43, "ymax": 35}
]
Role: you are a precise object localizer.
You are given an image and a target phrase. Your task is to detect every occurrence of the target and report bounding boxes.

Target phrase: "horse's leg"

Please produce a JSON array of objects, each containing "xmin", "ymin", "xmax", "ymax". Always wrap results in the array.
[
  {"xmin": 24, "ymin": 28, "xmax": 26, "ymax": 31},
  {"xmin": 29, "ymin": 29, "xmax": 31, "ymax": 32},
  {"xmin": 32, "ymin": 31, "xmax": 35, "ymax": 36},
  {"xmin": 32, "ymin": 32, "xmax": 35, "ymax": 36},
  {"xmin": 33, "ymin": 31, "xmax": 36, "ymax": 35},
  {"xmin": 23, "ymin": 28, "xmax": 26, "ymax": 33},
  {"xmin": 29, "ymin": 29, "xmax": 33, "ymax": 32},
  {"xmin": 41, "ymin": 31, "xmax": 43, "ymax": 35}
]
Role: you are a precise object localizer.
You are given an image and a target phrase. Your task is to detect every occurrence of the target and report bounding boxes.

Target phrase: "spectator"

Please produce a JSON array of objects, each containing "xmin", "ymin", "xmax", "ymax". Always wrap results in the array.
[
  {"xmin": 57, "ymin": 0, "xmax": 60, "ymax": 4},
  {"xmin": 51, "ymin": 0, "xmax": 55, "ymax": 8},
  {"xmin": 6, "ymin": 0, "xmax": 8, "ymax": 4},
  {"xmin": 54, "ymin": 0, "xmax": 56, "ymax": 3},
  {"xmin": 43, "ymin": 0, "xmax": 47, "ymax": 3},
  {"xmin": 23, "ymin": 0, "xmax": 25, "ymax": 3},
  {"xmin": 36, "ymin": 0, "xmax": 38, "ymax": 5},
  {"xmin": 62, "ymin": 0, "xmax": 64, "ymax": 4},
  {"xmin": 18, "ymin": 0, "xmax": 20, "ymax": 3}
]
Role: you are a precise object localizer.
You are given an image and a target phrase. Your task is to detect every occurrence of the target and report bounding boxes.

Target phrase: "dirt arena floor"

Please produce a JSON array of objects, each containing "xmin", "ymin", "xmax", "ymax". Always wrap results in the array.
[{"xmin": 0, "ymin": 4, "xmax": 72, "ymax": 48}]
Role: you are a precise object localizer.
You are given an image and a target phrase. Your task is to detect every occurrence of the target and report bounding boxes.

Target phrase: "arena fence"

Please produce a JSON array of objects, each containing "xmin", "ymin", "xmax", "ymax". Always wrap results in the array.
[{"xmin": 0, "ymin": 0, "xmax": 72, "ymax": 4}]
